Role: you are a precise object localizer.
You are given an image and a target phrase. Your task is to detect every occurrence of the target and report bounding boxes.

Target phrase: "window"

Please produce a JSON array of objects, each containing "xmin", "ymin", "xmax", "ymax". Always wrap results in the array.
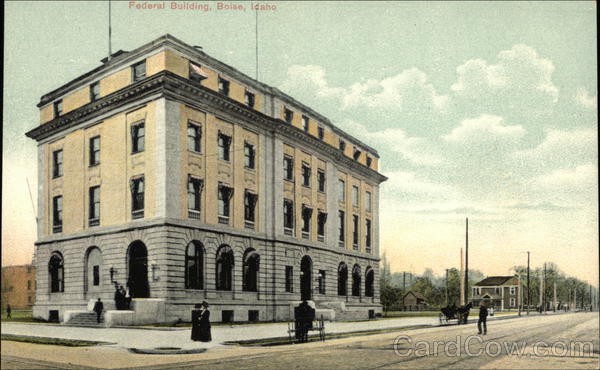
[
  {"xmin": 353, "ymin": 147, "xmax": 362, "ymax": 161},
  {"xmin": 366, "ymin": 156, "xmax": 372, "ymax": 167},
  {"xmin": 510, "ymin": 286, "xmax": 516, "ymax": 295},
  {"xmin": 93, "ymin": 265, "xmax": 100, "ymax": 286},
  {"xmin": 54, "ymin": 100, "xmax": 63, "ymax": 117},
  {"xmin": 301, "ymin": 205, "xmax": 312, "ymax": 239},
  {"xmin": 217, "ymin": 132, "xmax": 231, "ymax": 161},
  {"xmin": 510, "ymin": 297, "xmax": 516, "ymax": 307},
  {"xmin": 318, "ymin": 126, "xmax": 324, "ymax": 140},
  {"xmin": 186, "ymin": 241, "xmax": 204, "ymax": 289},
  {"xmin": 338, "ymin": 262, "xmax": 347, "ymax": 296},
  {"xmin": 352, "ymin": 185, "xmax": 359, "ymax": 207},
  {"xmin": 283, "ymin": 155, "xmax": 293, "ymax": 181},
  {"xmin": 188, "ymin": 176, "xmax": 203, "ymax": 219},
  {"xmin": 131, "ymin": 122, "xmax": 145, "ymax": 153},
  {"xmin": 301, "ymin": 162, "xmax": 311, "ymax": 187},
  {"xmin": 366, "ymin": 191, "xmax": 372, "ymax": 212},
  {"xmin": 89, "ymin": 136, "xmax": 100, "ymax": 166},
  {"xmin": 285, "ymin": 266, "xmax": 294, "ymax": 293},
  {"xmin": 301, "ymin": 115, "xmax": 309, "ymax": 132},
  {"xmin": 27, "ymin": 280, "xmax": 32, "ymax": 290},
  {"xmin": 49, "ymin": 253, "xmax": 64, "ymax": 293},
  {"xmin": 245, "ymin": 90, "xmax": 255, "ymax": 108},
  {"xmin": 244, "ymin": 142, "xmax": 255, "ymax": 169},
  {"xmin": 52, "ymin": 195, "xmax": 63, "ymax": 233},
  {"xmin": 365, "ymin": 267, "xmax": 374, "ymax": 297},
  {"xmin": 130, "ymin": 176, "xmax": 144, "ymax": 218},
  {"xmin": 187, "ymin": 122, "xmax": 202, "ymax": 152},
  {"xmin": 339, "ymin": 139, "xmax": 346, "ymax": 151},
  {"xmin": 242, "ymin": 249, "xmax": 260, "ymax": 292},
  {"xmin": 338, "ymin": 210, "xmax": 345, "ymax": 245},
  {"xmin": 244, "ymin": 191, "xmax": 257, "ymax": 228},
  {"xmin": 218, "ymin": 77, "xmax": 230, "ymax": 96},
  {"xmin": 317, "ymin": 169, "xmax": 326, "ymax": 192},
  {"xmin": 216, "ymin": 245, "xmax": 234, "ymax": 290},
  {"xmin": 218, "ymin": 184, "xmax": 233, "ymax": 224},
  {"xmin": 338, "ymin": 179, "xmax": 345, "ymax": 202},
  {"xmin": 52, "ymin": 149, "xmax": 63, "ymax": 178},
  {"xmin": 90, "ymin": 82, "xmax": 100, "ymax": 101},
  {"xmin": 495, "ymin": 287, "xmax": 500, "ymax": 294},
  {"xmin": 317, "ymin": 211, "xmax": 327, "ymax": 242},
  {"xmin": 189, "ymin": 62, "xmax": 208, "ymax": 82},
  {"xmin": 366, "ymin": 219, "xmax": 372, "ymax": 252},
  {"xmin": 318, "ymin": 270, "xmax": 326, "ymax": 294},
  {"xmin": 132, "ymin": 60, "xmax": 146, "ymax": 82},
  {"xmin": 284, "ymin": 108, "xmax": 293, "ymax": 123},
  {"xmin": 283, "ymin": 199, "xmax": 294, "ymax": 235},
  {"xmin": 89, "ymin": 186, "xmax": 100, "ymax": 226},
  {"xmin": 352, "ymin": 215, "xmax": 359, "ymax": 249},
  {"xmin": 352, "ymin": 264, "xmax": 361, "ymax": 297}
]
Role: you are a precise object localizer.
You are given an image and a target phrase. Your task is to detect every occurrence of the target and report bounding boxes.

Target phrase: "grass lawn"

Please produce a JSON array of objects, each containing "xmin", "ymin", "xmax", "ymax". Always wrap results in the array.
[
  {"xmin": 383, "ymin": 311, "xmax": 440, "ymax": 318},
  {"xmin": 1, "ymin": 334, "xmax": 110, "ymax": 346},
  {"xmin": 0, "ymin": 310, "xmax": 43, "ymax": 323}
]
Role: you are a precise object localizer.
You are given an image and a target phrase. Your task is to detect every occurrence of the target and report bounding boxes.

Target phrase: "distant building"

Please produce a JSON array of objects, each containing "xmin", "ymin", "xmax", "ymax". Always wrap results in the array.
[
  {"xmin": 472, "ymin": 276, "xmax": 519, "ymax": 311},
  {"xmin": 402, "ymin": 291, "xmax": 428, "ymax": 311},
  {"xmin": 1, "ymin": 264, "xmax": 36, "ymax": 311}
]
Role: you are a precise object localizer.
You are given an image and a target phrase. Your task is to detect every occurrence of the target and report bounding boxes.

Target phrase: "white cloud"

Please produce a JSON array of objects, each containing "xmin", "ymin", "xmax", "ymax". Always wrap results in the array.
[
  {"xmin": 514, "ymin": 127, "xmax": 597, "ymax": 162},
  {"xmin": 535, "ymin": 164, "xmax": 597, "ymax": 188},
  {"xmin": 442, "ymin": 114, "xmax": 526, "ymax": 143},
  {"xmin": 279, "ymin": 65, "xmax": 345, "ymax": 98},
  {"xmin": 382, "ymin": 170, "xmax": 455, "ymax": 196},
  {"xmin": 575, "ymin": 88, "xmax": 598, "ymax": 109}
]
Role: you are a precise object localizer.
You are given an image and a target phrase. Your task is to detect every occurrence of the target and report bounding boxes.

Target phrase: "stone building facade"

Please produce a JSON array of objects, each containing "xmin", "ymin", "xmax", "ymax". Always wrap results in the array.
[
  {"xmin": 26, "ymin": 34, "xmax": 387, "ymax": 323},
  {"xmin": 1, "ymin": 264, "xmax": 36, "ymax": 311}
]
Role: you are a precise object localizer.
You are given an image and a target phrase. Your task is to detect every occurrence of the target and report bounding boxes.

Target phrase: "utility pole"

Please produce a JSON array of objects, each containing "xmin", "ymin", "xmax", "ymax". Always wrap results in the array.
[
  {"xmin": 445, "ymin": 268, "xmax": 449, "ymax": 306},
  {"xmin": 527, "ymin": 251, "xmax": 530, "ymax": 315},
  {"xmin": 464, "ymin": 218, "xmax": 469, "ymax": 305},
  {"xmin": 403, "ymin": 272, "xmax": 406, "ymax": 294},
  {"xmin": 553, "ymin": 282, "xmax": 557, "ymax": 312},
  {"xmin": 543, "ymin": 262, "xmax": 547, "ymax": 313}
]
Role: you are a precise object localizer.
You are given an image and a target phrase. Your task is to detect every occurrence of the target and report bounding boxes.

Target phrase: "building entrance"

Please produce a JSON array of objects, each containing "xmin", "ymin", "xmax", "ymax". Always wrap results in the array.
[
  {"xmin": 300, "ymin": 255, "xmax": 312, "ymax": 301},
  {"xmin": 128, "ymin": 241, "xmax": 149, "ymax": 298}
]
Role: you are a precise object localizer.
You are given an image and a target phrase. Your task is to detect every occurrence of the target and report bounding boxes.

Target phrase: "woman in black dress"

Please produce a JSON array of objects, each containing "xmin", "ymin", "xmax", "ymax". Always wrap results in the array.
[{"xmin": 191, "ymin": 301, "xmax": 211, "ymax": 342}]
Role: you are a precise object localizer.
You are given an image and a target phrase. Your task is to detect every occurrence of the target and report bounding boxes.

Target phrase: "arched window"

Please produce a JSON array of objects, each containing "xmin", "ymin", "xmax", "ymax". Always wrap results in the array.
[
  {"xmin": 185, "ymin": 241, "xmax": 204, "ymax": 289},
  {"xmin": 242, "ymin": 248, "xmax": 260, "ymax": 292},
  {"xmin": 216, "ymin": 245, "xmax": 234, "ymax": 291},
  {"xmin": 337, "ymin": 262, "xmax": 348, "ymax": 296},
  {"xmin": 365, "ymin": 266, "xmax": 374, "ymax": 297},
  {"xmin": 85, "ymin": 247, "xmax": 103, "ymax": 292},
  {"xmin": 49, "ymin": 252, "xmax": 64, "ymax": 293},
  {"xmin": 352, "ymin": 264, "xmax": 361, "ymax": 297}
]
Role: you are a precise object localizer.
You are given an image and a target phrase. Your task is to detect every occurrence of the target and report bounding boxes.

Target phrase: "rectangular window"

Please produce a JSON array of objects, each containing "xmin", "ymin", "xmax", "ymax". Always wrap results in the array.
[
  {"xmin": 283, "ymin": 155, "xmax": 293, "ymax": 181},
  {"xmin": 93, "ymin": 265, "xmax": 100, "ymax": 286},
  {"xmin": 283, "ymin": 199, "xmax": 294, "ymax": 235},
  {"xmin": 352, "ymin": 215, "xmax": 359, "ymax": 249},
  {"xmin": 131, "ymin": 176, "xmax": 144, "ymax": 218},
  {"xmin": 218, "ymin": 184, "xmax": 233, "ymax": 224},
  {"xmin": 89, "ymin": 136, "xmax": 100, "ymax": 166},
  {"xmin": 353, "ymin": 147, "xmax": 362, "ymax": 161},
  {"xmin": 366, "ymin": 191, "xmax": 372, "ymax": 212},
  {"xmin": 284, "ymin": 108, "xmax": 293, "ymax": 123},
  {"xmin": 339, "ymin": 139, "xmax": 346, "ymax": 151},
  {"xmin": 317, "ymin": 211, "xmax": 327, "ymax": 242},
  {"xmin": 510, "ymin": 286, "xmax": 516, "ymax": 295},
  {"xmin": 52, "ymin": 195, "xmax": 62, "ymax": 233},
  {"xmin": 90, "ymin": 82, "xmax": 100, "ymax": 101},
  {"xmin": 366, "ymin": 156, "xmax": 372, "ymax": 167},
  {"xmin": 132, "ymin": 60, "xmax": 146, "ymax": 82},
  {"xmin": 218, "ymin": 77, "xmax": 230, "ymax": 96},
  {"xmin": 189, "ymin": 62, "xmax": 208, "ymax": 82},
  {"xmin": 52, "ymin": 149, "xmax": 63, "ymax": 178},
  {"xmin": 285, "ymin": 266, "xmax": 293, "ymax": 293},
  {"xmin": 245, "ymin": 90, "xmax": 255, "ymax": 108},
  {"xmin": 301, "ymin": 162, "xmax": 311, "ymax": 187},
  {"xmin": 89, "ymin": 186, "xmax": 100, "ymax": 226},
  {"xmin": 131, "ymin": 122, "xmax": 145, "ymax": 153},
  {"xmin": 338, "ymin": 179, "xmax": 345, "ymax": 202},
  {"xmin": 510, "ymin": 297, "xmax": 516, "ymax": 307},
  {"xmin": 244, "ymin": 191, "xmax": 258, "ymax": 228},
  {"xmin": 352, "ymin": 185, "xmax": 359, "ymax": 207},
  {"xmin": 318, "ymin": 270, "xmax": 326, "ymax": 294},
  {"xmin": 27, "ymin": 280, "xmax": 32, "ymax": 290},
  {"xmin": 188, "ymin": 176, "xmax": 203, "ymax": 219},
  {"xmin": 53, "ymin": 100, "xmax": 63, "ymax": 117},
  {"xmin": 301, "ymin": 205, "xmax": 312, "ymax": 239},
  {"xmin": 318, "ymin": 126, "xmax": 324, "ymax": 140},
  {"xmin": 187, "ymin": 122, "xmax": 202, "ymax": 152},
  {"xmin": 317, "ymin": 169, "xmax": 326, "ymax": 192},
  {"xmin": 218, "ymin": 132, "xmax": 231, "ymax": 161},
  {"xmin": 338, "ymin": 210, "xmax": 345, "ymax": 245},
  {"xmin": 301, "ymin": 115, "xmax": 309, "ymax": 132},
  {"xmin": 366, "ymin": 219, "xmax": 372, "ymax": 252},
  {"xmin": 244, "ymin": 142, "xmax": 255, "ymax": 169}
]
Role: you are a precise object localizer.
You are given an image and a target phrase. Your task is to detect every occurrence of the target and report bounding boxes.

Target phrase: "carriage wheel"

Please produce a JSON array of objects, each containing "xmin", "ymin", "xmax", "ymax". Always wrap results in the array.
[{"xmin": 439, "ymin": 313, "xmax": 446, "ymax": 325}]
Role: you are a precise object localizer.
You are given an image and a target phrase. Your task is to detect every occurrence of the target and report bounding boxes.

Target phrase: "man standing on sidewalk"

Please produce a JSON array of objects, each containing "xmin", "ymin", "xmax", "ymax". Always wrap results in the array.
[
  {"xmin": 477, "ymin": 302, "xmax": 488, "ymax": 335},
  {"xmin": 93, "ymin": 298, "xmax": 104, "ymax": 324}
]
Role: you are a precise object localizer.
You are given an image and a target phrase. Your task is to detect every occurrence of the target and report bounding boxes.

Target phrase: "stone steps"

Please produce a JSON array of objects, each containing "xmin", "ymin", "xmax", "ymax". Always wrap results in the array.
[{"xmin": 64, "ymin": 312, "xmax": 104, "ymax": 327}]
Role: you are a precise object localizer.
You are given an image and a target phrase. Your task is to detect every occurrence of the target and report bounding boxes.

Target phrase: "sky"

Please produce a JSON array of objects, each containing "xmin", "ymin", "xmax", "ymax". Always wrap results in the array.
[{"xmin": 2, "ymin": 1, "xmax": 598, "ymax": 284}]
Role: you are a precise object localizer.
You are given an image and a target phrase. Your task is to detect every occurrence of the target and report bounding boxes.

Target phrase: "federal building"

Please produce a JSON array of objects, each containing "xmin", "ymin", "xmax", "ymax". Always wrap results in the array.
[{"xmin": 26, "ymin": 35, "xmax": 387, "ymax": 324}]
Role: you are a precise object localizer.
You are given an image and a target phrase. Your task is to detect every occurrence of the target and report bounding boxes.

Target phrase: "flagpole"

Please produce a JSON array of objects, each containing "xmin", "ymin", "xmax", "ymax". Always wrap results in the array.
[{"xmin": 108, "ymin": 0, "xmax": 112, "ymax": 61}]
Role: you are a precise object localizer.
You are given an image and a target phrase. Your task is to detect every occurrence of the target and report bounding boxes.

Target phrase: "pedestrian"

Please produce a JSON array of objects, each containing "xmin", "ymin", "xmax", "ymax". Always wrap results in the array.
[
  {"xmin": 114, "ymin": 284, "xmax": 124, "ymax": 310},
  {"xmin": 296, "ymin": 300, "xmax": 315, "ymax": 343},
  {"xmin": 125, "ymin": 282, "xmax": 132, "ymax": 310},
  {"xmin": 477, "ymin": 302, "xmax": 488, "ymax": 335},
  {"xmin": 93, "ymin": 298, "xmax": 104, "ymax": 323},
  {"xmin": 191, "ymin": 303, "xmax": 202, "ymax": 341},
  {"xmin": 6, "ymin": 304, "xmax": 12, "ymax": 319},
  {"xmin": 197, "ymin": 301, "xmax": 212, "ymax": 342}
]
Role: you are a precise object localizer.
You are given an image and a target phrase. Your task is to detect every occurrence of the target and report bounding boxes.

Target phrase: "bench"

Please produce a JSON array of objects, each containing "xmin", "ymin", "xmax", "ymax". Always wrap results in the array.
[{"xmin": 287, "ymin": 315, "xmax": 325, "ymax": 343}]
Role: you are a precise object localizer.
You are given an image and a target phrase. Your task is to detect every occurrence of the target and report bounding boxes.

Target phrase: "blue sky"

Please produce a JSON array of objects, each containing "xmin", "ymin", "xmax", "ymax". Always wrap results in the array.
[{"xmin": 2, "ymin": 1, "xmax": 597, "ymax": 283}]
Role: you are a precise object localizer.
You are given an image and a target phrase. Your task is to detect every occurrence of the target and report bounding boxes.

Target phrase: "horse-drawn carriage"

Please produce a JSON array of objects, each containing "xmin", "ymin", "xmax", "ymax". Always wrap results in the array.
[{"xmin": 439, "ymin": 303, "xmax": 472, "ymax": 325}]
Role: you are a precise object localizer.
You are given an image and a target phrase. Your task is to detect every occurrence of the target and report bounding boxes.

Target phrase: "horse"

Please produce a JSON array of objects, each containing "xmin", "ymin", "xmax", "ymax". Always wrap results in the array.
[{"xmin": 457, "ymin": 302, "xmax": 473, "ymax": 324}]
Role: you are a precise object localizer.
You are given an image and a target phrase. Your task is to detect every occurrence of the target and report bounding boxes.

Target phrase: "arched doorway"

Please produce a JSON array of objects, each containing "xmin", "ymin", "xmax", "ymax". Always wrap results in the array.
[
  {"xmin": 216, "ymin": 245, "xmax": 234, "ymax": 291},
  {"xmin": 85, "ymin": 247, "xmax": 103, "ymax": 293},
  {"xmin": 300, "ymin": 255, "xmax": 312, "ymax": 301},
  {"xmin": 128, "ymin": 241, "xmax": 149, "ymax": 298}
]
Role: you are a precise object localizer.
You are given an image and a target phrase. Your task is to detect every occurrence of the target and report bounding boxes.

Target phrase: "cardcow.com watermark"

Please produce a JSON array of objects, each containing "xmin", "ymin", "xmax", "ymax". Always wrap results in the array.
[{"xmin": 393, "ymin": 335, "xmax": 596, "ymax": 358}]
